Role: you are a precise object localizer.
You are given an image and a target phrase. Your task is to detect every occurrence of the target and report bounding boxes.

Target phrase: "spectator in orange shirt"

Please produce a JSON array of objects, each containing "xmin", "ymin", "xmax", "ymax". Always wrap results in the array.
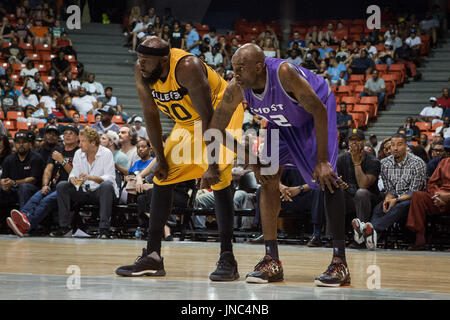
[
  {"xmin": 436, "ymin": 88, "xmax": 450, "ymax": 110},
  {"xmin": 30, "ymin": 20, "xmax": 50, "ymax": 46}
]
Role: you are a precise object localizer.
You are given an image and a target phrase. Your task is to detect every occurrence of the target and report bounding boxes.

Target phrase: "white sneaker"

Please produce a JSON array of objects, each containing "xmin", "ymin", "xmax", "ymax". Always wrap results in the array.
[
  {"xmin": 363, "ymin": 222, "xmax": 377, "ymax": 251},
  {"xmin": 352, "ymin": 218, "xmax": 364, "ymax": 244}
]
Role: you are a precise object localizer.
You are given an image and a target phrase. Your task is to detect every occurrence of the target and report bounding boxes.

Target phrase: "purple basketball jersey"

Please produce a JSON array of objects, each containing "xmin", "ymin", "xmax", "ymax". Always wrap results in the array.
[{"xmin": 242, "ymin": 57, "xmax": 338, "ymax": 188}]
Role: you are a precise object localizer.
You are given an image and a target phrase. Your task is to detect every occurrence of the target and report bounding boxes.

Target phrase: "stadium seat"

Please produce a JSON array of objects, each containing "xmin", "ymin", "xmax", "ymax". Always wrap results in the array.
[
  {"xmin": 341, "ymin": 96, "xmax": 357, "ymax": 111},
  {"xmin": 349, "ymin": 112, "xmax": 366, "ymax": 128},
  {"xmin": 382, "ymin": 73, "xmax": 399, "ymax": 86},
  {"xmin": 112, "ymin": 115, "xmax": 124, "ymax": 124},
  {"xmin": 419, "ymin": 35, "xmax": 430, "ymax": 56},
  {"xmin": 36, "ymin": 122, "xmax": 45, "ymax": 129},
  {"xmin": 382, "ymin": 78, "xmax": 396, "ymax": 97},
  {"xmin": 415, "ymin": 122, "xmax": 431, "ymax": 132},
  {"xmin": 0, "ymin": 111, "xmax": 4, "ymax": 119},
  {"xmin": 27, "ymin": 52, "xmax": 40, "ymax": 62},
  {"xmin": 1, "ymin": 42, "xmax": 11, "ymax": 49},
  {"xmin": 352, "ymin": 104, "xmax": 371, "ymax": 121},
  {"xmin": 360, "ymin": 96, "xmax": 378, "ymax": 118},
  {"xmin": 375, "ymin": 64, "xmax": 388, "ymax": 75},
  {"xmin": 6, "ymin": 111, "xmax": 24, "ymax": 120},
  {"xmin": 41, "ymin": 75, "xmax": 54, "ymax": 84},
  {"xmin": 1, "ymin": 62, "xmax": 9, "ymax": 69},
  {"xmin": 424, "ymin": 131, "xmax": 435, "ymax": 140},
  {"xmin": 16, "ymin": 122, "xmax": 32, "ymax": 131},
  {"xmin": 3, "ymin": 120, "xmax": 16, "ymax": 131},
  {"xmin": 353, "ymin": 84, "xmax": 365, "ymax": 95},
  {"xmin": 87, "ymin": 113, "xmax": 95, "ymax": 123},
  {"xmin": 36, "ymin": 64, "xmax": 49, "ymax": 74},
  {"xmin": 348, "ymin": 74, "xmax": 365, "ymax": 86},
  {"xmin": 19, "ymin": 42, "xmax": 34, "ymax": 53},
  {"xmin": 10, "ymin": 74, "xmax": 20, "ymax": 83},
  {"xmin": 11, "ymin": 63, "xmax": 25, "ymax": 73},
  {"xmin": 388, "ymin": 64, "xmax": 406, "ymax": 84},
  {"xmin": 409, "ymin": 140, "xmax": 418, "ymax": 146},
  {"xmin": 335, "ymin": 85, "xmax": 353, "ymax": 99},
  {"xmin": 431, "ymin": 123, "xmax": 443, "ymax": 131},
  {"xmin": 36, "ymin": 43, "xmax": 51, "ymax": 52}
]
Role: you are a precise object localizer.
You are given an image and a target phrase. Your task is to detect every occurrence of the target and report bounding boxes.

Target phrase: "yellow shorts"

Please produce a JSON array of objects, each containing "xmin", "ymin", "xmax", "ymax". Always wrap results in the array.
[{"xmin": 153, "ymin": 103, "xmax": 244, "ymax": 191}]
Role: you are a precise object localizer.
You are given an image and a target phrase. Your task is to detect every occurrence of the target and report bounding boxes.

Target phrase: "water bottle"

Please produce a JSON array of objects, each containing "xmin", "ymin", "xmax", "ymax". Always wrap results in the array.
[{"xmin": 135, "ymin": 227, "xmax": 142, "ymax": 239}]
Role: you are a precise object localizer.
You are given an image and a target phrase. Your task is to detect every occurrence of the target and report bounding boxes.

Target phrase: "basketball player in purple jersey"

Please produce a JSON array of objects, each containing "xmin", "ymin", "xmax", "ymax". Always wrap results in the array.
[{"xmin": 202, "ymin": 44, "xmax": 350, "ymax": 286}]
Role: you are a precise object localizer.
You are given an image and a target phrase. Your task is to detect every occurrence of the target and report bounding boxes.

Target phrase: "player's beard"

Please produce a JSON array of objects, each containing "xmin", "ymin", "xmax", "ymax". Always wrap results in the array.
[{"xmin": 142, "ymin": 62, "xmax": 163, "ymax": 86}]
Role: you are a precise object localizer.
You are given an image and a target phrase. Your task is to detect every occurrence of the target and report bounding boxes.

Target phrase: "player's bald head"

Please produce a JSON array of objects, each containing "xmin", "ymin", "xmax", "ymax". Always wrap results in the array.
[
  {"xmin": 136, "ymin": 36, "xmax": 170, "ymax": 57},
  {"xmin": 232, "ymin": 43, "xmax": 265, "ymax": 66}
]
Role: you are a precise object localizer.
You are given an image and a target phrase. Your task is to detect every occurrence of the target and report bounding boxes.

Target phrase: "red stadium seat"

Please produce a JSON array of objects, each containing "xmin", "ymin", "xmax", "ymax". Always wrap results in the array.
[
  {"xmin": 432, "ymin": 122, "xmax": 443, "ymax": 131},
  {"xmin": 11, "ymin": 63, "xmax": 25, "ymax": 73},
  {"xmin": 36, "ymin": 43, "xmax": 51, "ymax": 52},
  {"xmin": 87, "ymin": 113, "xmax": 95, "ymax": 123},
  {"xmin": 3, "ymin": 120, "xmax": 17, "ymax": 130},
  {"xmin": 352, "ymin": 104, "xmax": 371, "ymax": 121},
  {"xmin": 1, "ymin": 62, "xmax": 9, "ymax": 69},
  {"xmin": 341, "ymin": 96, "xmax": 358, "ymax": 111},
  {"xmin": 6, "ymin": 111, "xmax": 24, "ymax": 120},
  {"xmin": 27, "ymin": 52, "xmax": 40, "ymax": 62},
  {"xmin": 424, "ymin": 131, "xmax": 435, "ymax": 140},
  {"xmin": 375, "ymin": 64, "xmax": 388, "ymax": 75},
  {"xmin": 112, "ymin": 115, "xmax": 124, "ymax": 124},
  {"xmin": 16, "ymin": 121, "xmax": 32, "ymax": 131},
  {"xmin": 360, "ymin": 96, "xmax": 378, "ymax": 118},
  {"xmin": 388, "ymin": 64, "xmax": 406, "ymax": 84},
  {"xmin": 1, "ymin": 42, "xmax": 11, "ymax": 49},
  {"xmin": 349, "ymin": 112, "xmax": 366, "ymax": 128},
  {"xmin": 0, "ymin": 111, "xmax": 4, "ymax": 119},
  {"xmin": 335, "ymin": 85, "xmax": 353, "ymax": 99},
  {"xmin": 19, "ymin": 42, "xmax": 34, "ymax": 53},
  {"xmin": 36, "ymin": 64, "xmax": 49, "ymax": 74},
  {"xmin": 415, "ymin": 122, "xmax": 431, "ymax": 132},
  {"xmin": 348, "ymin": 74, "xmax": 365, "ymax": 86}
]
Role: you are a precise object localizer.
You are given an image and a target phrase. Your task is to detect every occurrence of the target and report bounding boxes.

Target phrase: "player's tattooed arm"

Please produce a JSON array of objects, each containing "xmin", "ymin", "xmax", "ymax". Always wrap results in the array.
[
  {"xmin": 176, "ymin": 55, "xmax": 214, "ymax": 135},
  {"xmin": 210, "ymin": 78, "xmax": 243, "ymax": 131},
  {"xmin": 134, "ymin": 61, "xmax": 165, "ymax": 161}
]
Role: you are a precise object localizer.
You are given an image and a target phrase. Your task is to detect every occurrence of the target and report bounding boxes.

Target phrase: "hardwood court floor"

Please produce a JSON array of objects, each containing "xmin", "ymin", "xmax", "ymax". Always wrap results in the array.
[{"xmin": 1, "ymin": 235, "xmax": 450, "ymax": 299}]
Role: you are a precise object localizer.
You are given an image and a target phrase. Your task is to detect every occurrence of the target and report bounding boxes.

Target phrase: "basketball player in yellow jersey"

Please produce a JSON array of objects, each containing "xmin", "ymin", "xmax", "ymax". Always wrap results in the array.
[{"xmin": 116, "ymin": 37, "xmax": 244, "ymax": 281}]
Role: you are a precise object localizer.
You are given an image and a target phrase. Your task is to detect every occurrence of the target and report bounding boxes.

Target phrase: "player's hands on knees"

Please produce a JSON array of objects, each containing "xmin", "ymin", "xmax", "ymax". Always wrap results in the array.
[
  {"xmin": 313, "ymin": 161, "xmax": 339, "ymax": 193},
  {"xmin": 151, "ymin": 158, "xmax": 169, "ymax": 181},
  {"xmin": 200, "ymin": 164, "xmax": 221, "ymax": 189}
]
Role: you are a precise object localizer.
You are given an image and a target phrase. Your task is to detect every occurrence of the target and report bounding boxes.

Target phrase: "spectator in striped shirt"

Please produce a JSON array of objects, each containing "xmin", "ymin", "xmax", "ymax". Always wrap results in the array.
[{"xmin": 361, "ymin": 133, "xmax": 427, "ymax": 250}]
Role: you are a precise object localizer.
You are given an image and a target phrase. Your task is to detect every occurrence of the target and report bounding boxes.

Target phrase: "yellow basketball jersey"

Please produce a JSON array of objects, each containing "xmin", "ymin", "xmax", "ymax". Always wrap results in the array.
[{"xmin": 150, "ymin": 48, "xmax": 226, "ymax": 127}]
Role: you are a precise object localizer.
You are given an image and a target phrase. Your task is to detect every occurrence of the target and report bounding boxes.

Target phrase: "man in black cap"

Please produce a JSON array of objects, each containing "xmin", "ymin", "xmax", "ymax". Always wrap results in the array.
[
  {"xmin": 36, "ymin": 125, "xmax": 61, "ymax": 162},
  {"xmin": 336, "ymin": 129, "xmax": 381, "ymax": 249},
  {"xmin": 0, "ymin": 131, "xmax": 45, "ymax": 210},
  {"xmin": 6, "ymin": 125, "xmax": 80, "ymax": 237},
  {"xmin": 90, "ymin": 105, "xmax": 120, "ymax": 134}
]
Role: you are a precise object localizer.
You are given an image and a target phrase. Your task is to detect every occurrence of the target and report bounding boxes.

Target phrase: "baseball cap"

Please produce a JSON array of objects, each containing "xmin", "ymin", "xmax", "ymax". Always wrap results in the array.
[
  {"xmin": 369, "ymin": 134, "xmax": 377, "ymax": 139},
  {"xmin": 134, "ymin": 116, "xmax": 143, "ymax": 123},
  {"xmin": 348, "ymin": 128, "xmax": 365, "ymax": 140},
  {"xmin": 105, "ymin": 130, "xmax": 119, "ymax": 146},
  {"xmin": 62, "ymin": 124, "xmax": 79, "ymax": 135},
  {"xmin": 14, "ymin": 130, "xmax": 31, "ymax": 142},
  {"xmin": 47, "ymin": 113, "xmax": 57, "ymax": 120},
  {"xmin": 444, "ymin": 137, "xmax": 450, "ymax": 149},
  {"xmin": 98, "ymin": 105, "xmax": 115, "ymax": 115},
  {"xmin": 429, "ymin": 97, "xmax": 437, "ymax": 102},
  {"xmin": 45, "ymin": 125, "xmax": 59, "ymax": 133}
]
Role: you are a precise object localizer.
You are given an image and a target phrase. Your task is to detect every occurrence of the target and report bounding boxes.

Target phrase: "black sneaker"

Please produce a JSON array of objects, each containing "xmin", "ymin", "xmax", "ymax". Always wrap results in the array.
[
  {"xmin": 97, "ymin": 229, "xmax": 113, "ymax": 239},
  {"xmin": 209, "ymin": 251, "xmax": 239, "ymax": 281},
  {"xmin": 307, "ymin": 235, "xmax": 322, "ymax": 247},
  {"xmin": 115, "ymin": 248, "xmax": 166, "ymax": 277},
  {"xmin": 349, "ymin": 241, "xmax": 366, "ymax": 249},
  {"xmin": 246, "ymin": 255, "xmax": 284, "ymax": 283},
  {"xmin": 314, "ymin": 257, "xmax": 351, "ymax": 287},
  {"xmin": 49, "ymin": 227, "xmax": 72, "ymax": 237}
]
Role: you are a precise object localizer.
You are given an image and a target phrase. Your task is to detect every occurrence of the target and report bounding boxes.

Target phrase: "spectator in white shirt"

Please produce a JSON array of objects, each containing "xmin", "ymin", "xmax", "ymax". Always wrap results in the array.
[
  {"xmin": 18, "ymin": 87, "xmax": 39, "ymax": 108},
  {"xmin": 39, "ymin": 90, "xmax": 58, "ymax": 115},
  {"xmin": 20, "ymin": 61, "xmax": 38, "ymax": 81},
  {"xmin": 286, "ymin": 48, "xmax": 303, "ymax": 66},
  {"xmin": 419, "ymin": 97, "xmax": 444, "ymax": 126},
  {"xmin": 133, "ymin": 116, "xmax": 148, "ymax": 139},
  {"xmin": 363, "ymin": 40, "xmax": 377, "ymax": 59},
  {"xmin": 405, "ymin": 29, "xmax": 422, "ymax": 55},
  {"xmin": 72, "ymin": 87, "xmax": 97, "ymax": 116},
  {"xmin": 118, "ymin": 124, "xmax": 140, "ymax": 169},
  {"xmin": 66, "ymin": 71, "xmax": 81, "ymax": 96},
  {"xmin": 81, "ymin": 73, "xmax": 104, "ymax": 97},
  {"xmin": 53, "ymin": 127, "xmax": 118, "ymax": 238},
  {"xmin": 202, "ymin": 27, "xmax": 218, "ymax": 47},
  {"xmin": 435, "ymin": 116, "xmax": 449, "ymax": 138},
  {"xmin": 24, "ymin": 72, "xmax": 48, "ymax": 97},
  {"xmin": 204, "ymin": 44, "xmax": 223, "ymax": 67}
]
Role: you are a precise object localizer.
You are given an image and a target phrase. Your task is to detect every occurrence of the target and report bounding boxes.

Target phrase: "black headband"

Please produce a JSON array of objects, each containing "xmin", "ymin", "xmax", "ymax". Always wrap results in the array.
[{"xmin": 136, "ymin": 44, "xmax": 170, "ymax": 56}]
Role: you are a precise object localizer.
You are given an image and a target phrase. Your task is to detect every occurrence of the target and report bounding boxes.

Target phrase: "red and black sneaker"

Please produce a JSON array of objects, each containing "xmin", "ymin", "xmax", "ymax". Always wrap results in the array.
[
  {"xmin": 10, "ymin": 209, "xmax": 30, "ymax": 232},
  {"xmin": 246, "ymin": 255, "xmax": 284, "ymax": 283},
  {"xmin": 314, "ymin": 257, "xmax": 351, "ymax": 287}
]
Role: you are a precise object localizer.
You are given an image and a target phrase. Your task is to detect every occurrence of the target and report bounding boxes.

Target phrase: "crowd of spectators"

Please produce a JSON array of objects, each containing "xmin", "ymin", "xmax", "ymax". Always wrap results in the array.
[{"xmin": 0, "ymin": 3, "xmax": 449, "ymax": 251}]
